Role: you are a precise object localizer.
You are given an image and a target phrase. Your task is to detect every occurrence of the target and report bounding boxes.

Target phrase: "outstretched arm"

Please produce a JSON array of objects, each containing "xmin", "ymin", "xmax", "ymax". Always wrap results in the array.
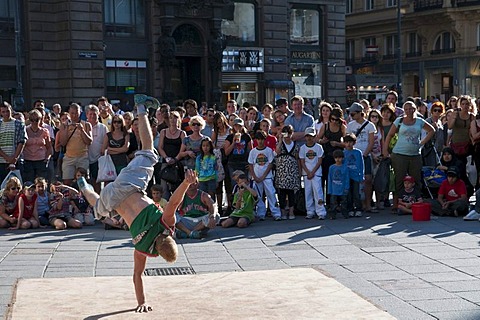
[
  {"xmin": 133, "ymin": 250, "xmax": 151, "ymax": 313},
  {"xmin": 163, "ymin": 169, "xmax": 198, "ymax": 226}
]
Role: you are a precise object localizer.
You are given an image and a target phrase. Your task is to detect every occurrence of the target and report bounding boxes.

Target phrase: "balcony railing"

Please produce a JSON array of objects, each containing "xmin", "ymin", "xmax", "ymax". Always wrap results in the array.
[
  {"xmin": 414, "ymin": 0, "xmax": 443, "ymax": 11},
  {"xmin": 430, "ymin": 48, "xmax": 456, "ymax": 55}
]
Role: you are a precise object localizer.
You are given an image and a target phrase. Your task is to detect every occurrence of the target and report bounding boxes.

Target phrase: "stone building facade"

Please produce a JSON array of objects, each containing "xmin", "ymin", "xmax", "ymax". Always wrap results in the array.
[{"xmin": 0, "ymin": 0, "xmax": 345, "ymax": 110}]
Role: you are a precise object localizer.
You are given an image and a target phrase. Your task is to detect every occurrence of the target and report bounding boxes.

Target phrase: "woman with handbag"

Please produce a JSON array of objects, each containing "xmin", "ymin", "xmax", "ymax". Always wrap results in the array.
[
  {"xmin": 102, "ymin": 115, "xmax": 130, "ymax": 176},
  {"xmin": 448, "ymin": 95, "xmax": 474, "ymax": 163},
  {"xmin": 177, "ymin": 115, "xmax": 206, "ymax": 170},
  {"xmin": 383, "ymin": 101, "xmax": 435, "ymax": 214},
  {"xmin": 158, "ymin": 111, "xmax": 186, "ymax": 199}
]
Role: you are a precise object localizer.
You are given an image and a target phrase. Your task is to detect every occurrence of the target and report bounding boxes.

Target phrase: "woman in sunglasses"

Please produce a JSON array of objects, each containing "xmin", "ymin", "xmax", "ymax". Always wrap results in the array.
[
  {"xmin": 424, "ymin": 101, "xmax": 445, "ymax": 167},
  {"xmin": 23, "ymin": 109, "xmax": 53, "ymax": 183},
  {"xmin": 102, "ymin": 114, "xmax": 130, "ymax": 176},
  {"xmin": 177, "ymin": 115, "xmax": 206, "ymax": 170},
  {"xmin": 317, "ymin": 107, "xmax": 346, "ymax": 204},
  {"xmin": 0, "ymin": 177, "xmax": 22, "ymax": 228}
]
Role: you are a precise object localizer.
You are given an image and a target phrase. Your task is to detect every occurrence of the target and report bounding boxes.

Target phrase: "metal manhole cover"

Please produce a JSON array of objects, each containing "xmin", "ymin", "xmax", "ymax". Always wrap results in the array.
[{"xmin": 144, "ymin": 267, "xmax": 195, "ymax": 276}]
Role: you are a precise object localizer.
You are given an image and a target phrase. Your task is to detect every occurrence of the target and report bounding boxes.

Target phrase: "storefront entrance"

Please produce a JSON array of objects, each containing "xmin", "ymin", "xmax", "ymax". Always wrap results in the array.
[{"xmin": 171, "ymin": 57, "xmax": 203, "ymax": 104}]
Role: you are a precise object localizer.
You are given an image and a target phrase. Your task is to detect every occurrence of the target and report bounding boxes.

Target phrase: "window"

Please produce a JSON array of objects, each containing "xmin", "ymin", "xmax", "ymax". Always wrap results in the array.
[
  {"xmin": 346, "ymin": 0, "xmax": 353, "ymax": 14},
  {"xmin": 0, "ymin": 0, "xmax": 14, "ymax": 19},
  {"xmin": 477, "ymin": 24, "xmax": 480, "ymax": 50},
  {"xmin": 432, "ymin": 32, "xmax": 455, "ymax": 54},
  {"xmin": 104, "ymin": 0, "xmax": 145, "ymax": 38},
  {"xmin": 221, "ymin": 2, "xmax": 256, "ymax": 43},
  {"xmin": 365, "ymin": 0, "xmax": 374, "ymax": 11},
  {"xmin": 386, "ymin": 0, "xmax": 397, "ymax": 7},
  {"xmin": 291, "ymin": 63, "xmax": 322, "ymax": 99},
  {"xmin": 407, "ymin": 32, "xmax": 422, "ymax": 57},
  {"xmin": 106, "ymin": 60, "xmax": 147, "ymax": 95},
  {"xmin": 384, "ymin": 35, "xmax": 398, "ymax": 59},
  {"xmin": 290, "ymin": 9, "xmax": 320, "ymax": 45},
  {"xmin": 346, "ymin": 40, "xmax": 355, "ymax": 62}
]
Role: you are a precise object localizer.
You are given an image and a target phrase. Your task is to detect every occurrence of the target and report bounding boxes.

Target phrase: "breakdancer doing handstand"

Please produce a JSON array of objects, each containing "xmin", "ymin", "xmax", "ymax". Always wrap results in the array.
[{"xmin": 78, "ymin": 95, "xmax": 197, "ymax": 313}]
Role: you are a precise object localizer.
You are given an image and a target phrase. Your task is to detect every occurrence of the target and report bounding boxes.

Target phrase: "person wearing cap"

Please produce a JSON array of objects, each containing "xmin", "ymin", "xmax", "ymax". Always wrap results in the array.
[
  {"xmin": 428, "ymin": 166, "xmax": 469, "ymax": 217},
  {"xmin": 9, "ymin": 181, "xmax": 41, "ymax": 230},
  {"xmin": 346, "ymin": 101, "xmax": 377, "ymax": 213},
  {"xmin": 284, "ymin": 95, "xmax": 314, "ymax": 147},
  {"xmin": 382, "ymin": 101, "xmax": 435, "ymax": 213},
  {"xmin": 299, "ymin": 127, "xmax": 327, "ymax": 219},
  {"xmin": 248, "ymin": 130, "xmax": 282, "ymax": 221},
  {"xmin": 397, "ymin": 175, "xmax": 423, "ymax": 215},
  {"xmin": 223, "ymin": 117, "xmax": 253, "ymax": 190}
]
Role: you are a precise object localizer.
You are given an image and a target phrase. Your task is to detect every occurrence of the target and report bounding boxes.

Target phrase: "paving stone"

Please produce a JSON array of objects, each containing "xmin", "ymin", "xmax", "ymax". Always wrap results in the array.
[
  {"xmin": 192, "ymin": 263, "xmax": 241, "ymax": 273},
  {"xmin": 342, "ymin": 263, "xmax": 400, "ymax": 273},
  {"xmin": 432, "ymin": 280, "xmax": 480, "ymax": 292},
  {"xmin": 361, "ymin": 246, "xmax": 409, "ymax": 253},
  {"xmin": 356, "ymin": 270, "xmax": 417, "ymax": 281},
  {"xmin": 396, "ymin": 263, "xmax": 456, "ymax": 274},
  {"xmin": 370, "ymin": 295, "xmax": 437, "ymax": 320},
  {"xmin": 409, "ymin": 298, "xmax": 479, "ymax": 312},
  {"xmin": 430, "ymin": 309, "xmax": 480, "ymax": 320},
  {"xmin": 455, "ymin": 291, "xmax": 480, "ymax": 304},
  {"xmin": 416, "ymin": 272, "xmax": 477, "ymax": 283},
  {"xmin": 389, "ymin": 287, "xmax": 457, "ymax": 300},
  {"xmin": 372, "ymin": 251, "xmax": 435, "ymax": 266},
  {"xmin": 373, "ymin": 278, "xmax": 436, "ymax": 291}
]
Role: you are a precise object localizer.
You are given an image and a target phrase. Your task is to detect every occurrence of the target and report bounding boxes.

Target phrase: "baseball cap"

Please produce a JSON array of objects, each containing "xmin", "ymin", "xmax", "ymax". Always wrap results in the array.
[
  {"xmin": 447, "ymin": 166, "xmax": 459, "ymax": 176},
  {"xmin": 23, "ymin": 181, "xmax": 35, "ymax": 189},
  {"xmin": 304, "ymin": 127, "xmax": 316, "ymax": 136},
  {"xmin": 233, "ymin": 118, "xmax": 244, "ymax": 126},
  {"xmin": 347, "ymin": 102, "xmax": 363, "ymax": 114},
  {"xmin": 403, "ymin": 175, "xmax": 415, "ymax": 183}
]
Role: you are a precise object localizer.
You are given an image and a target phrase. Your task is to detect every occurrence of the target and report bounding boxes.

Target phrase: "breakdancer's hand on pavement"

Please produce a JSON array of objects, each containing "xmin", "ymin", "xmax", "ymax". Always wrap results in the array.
[{"xmin": 136, "ymin": 303, "xmax": 152, "ymax": 313}]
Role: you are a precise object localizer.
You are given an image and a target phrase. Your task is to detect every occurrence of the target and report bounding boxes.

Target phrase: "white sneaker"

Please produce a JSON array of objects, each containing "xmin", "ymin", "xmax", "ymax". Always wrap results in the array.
[
  {"xmin": 305, "ymin": 214, "xmax": 315, "ymax": 219},
  {"xmin": 318, "ymin": 215, "xmax": 326, "ymax": 220},
  {"xmin": 464, "ymin": 210, "xmax": 480, "ymax": 221},
  {"xmin": 348, "ymin": 211, "xmax": 355, "ymax": 217},
  {"xmin": 355, "ymin": 211, "xmax": 363, "ymax": 217}
]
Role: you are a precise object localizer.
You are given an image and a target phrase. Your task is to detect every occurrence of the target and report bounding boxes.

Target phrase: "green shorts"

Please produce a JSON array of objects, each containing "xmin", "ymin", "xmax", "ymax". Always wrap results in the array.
[{"xmin": 130, "ymin": 204, "xmax": 174, "ymax": 257}]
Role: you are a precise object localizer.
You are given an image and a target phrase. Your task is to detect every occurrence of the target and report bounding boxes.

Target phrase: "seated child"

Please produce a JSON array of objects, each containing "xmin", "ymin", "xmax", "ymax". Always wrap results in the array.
[
  {"xmin": 397, "ymin": 175, "xmax": 423, "ymax": 215},
  {"xmin": 151, "ymin": 184, "xmax": 168, "ymax": 209},
  {"xmin": 34, "ymin": 177, "xmax": 50, "ymax": 226},
  {"xmin": 49, "ymin": 182, "xmax": 83, "ymax": 230},
  {"xmin": 10, "ymin": 181, "xmax": 40, "ymax": 230},
  {"xmin": 71, "ymin": 168, "xmax": 94, "ymax": 226},
  {"xmin": 221, "ymin": 172, "xmax": 258, "ymax": 228},
  {"xmin": 429, "ymin": 166, "xmax": 469, "ymax": 217}
]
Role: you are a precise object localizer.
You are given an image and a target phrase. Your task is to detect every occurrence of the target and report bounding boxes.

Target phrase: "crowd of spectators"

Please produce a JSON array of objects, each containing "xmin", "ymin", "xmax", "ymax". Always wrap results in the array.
[{"xmin": 1, "ymin": 92, "xmax": 480, "ymax": 236}]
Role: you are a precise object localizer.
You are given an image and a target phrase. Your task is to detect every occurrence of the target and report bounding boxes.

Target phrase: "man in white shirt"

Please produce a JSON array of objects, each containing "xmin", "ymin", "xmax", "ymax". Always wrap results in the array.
[{"xmin": 86, "ymin": 104, "xmax": 108, "ymax": 192}]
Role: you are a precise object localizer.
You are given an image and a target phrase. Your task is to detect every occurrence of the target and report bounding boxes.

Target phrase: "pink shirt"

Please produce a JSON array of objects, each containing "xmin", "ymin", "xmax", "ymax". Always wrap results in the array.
[{"xmin": 24, "ymin": 126, "xmax": 50, "ymax": 161}]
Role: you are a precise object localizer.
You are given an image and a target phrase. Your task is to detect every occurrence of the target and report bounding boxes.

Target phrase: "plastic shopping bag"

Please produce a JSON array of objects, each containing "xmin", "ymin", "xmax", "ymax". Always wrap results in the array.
[
  {"xmin": 1, "ymin": 169, "xmax": 23, "ymax": 190},
  {"xmin": 97, "ymin": 151, "xmax": 117, "ymax": 183}
]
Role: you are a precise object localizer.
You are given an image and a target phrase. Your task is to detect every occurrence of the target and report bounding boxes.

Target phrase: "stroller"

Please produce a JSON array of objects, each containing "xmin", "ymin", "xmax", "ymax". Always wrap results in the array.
[{"xmin": 421, "ymin": 166, "xmax": 446, "ymax": 199}]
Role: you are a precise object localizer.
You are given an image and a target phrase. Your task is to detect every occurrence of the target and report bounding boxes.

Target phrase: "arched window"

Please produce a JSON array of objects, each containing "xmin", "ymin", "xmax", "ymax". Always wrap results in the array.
[
  {"xmin": 432, "ymin": 32, "xmax": 455, "ymax": 55},
  {"xmin": 221, "ymin": 1, "xmax": 256, "ymax": 44}
]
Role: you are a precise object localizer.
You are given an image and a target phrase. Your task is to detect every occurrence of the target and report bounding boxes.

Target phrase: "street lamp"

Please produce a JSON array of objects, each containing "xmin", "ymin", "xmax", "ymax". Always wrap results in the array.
[
  {"xmin": 396, "ymin": 0, "xmax": 403, "ymax": 105},
  {"xmin": 14, "ymin": 0, "xmax": 24, "ymax": 112}
]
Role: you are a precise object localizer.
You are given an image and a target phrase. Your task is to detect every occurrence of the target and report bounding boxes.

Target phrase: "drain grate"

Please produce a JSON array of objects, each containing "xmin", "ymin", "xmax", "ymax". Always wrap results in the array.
[{"xmin": 144, "ymin": 267, "xmax": 195, "ymax": 276}]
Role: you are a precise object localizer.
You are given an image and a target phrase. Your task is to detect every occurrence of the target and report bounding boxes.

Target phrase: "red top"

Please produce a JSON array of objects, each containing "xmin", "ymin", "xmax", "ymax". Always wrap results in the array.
[
  {"xmin": 438, "ymin": 179, "xmax": 467, "ymax": 202},
  {"xmin": 253, "ymin": 134, "xmax": 277, "ymax": 152},
  {"xmin": 14, "ymin": 193, "xmax": 37, "ymax": 219}
]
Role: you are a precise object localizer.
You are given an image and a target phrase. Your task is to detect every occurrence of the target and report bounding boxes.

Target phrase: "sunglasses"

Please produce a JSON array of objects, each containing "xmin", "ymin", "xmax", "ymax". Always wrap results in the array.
[
  {"xmin": 191, "ymin": 123, "xmax": 201, "ymax": 127},
  {"xmin": 330, "ymin": 117, "xmax": 340, "ymax": 122},
  {"xmin": 30, "ymin": 118, "xmax": 40, "ymax": 122},
  {"xmin": 113, "ymin": 120, "xmax": 123, "ymax": 124},
  {"xmin": 432, "ymin": 109, "xmax": 442, "ymax": 113},
  {"xmin": 10, "ymin": 187, "xmax": 19, "ymax": 190},
  {"xmin": 370, "ymin": 115, "xmax": 379, "ymax": 119}
]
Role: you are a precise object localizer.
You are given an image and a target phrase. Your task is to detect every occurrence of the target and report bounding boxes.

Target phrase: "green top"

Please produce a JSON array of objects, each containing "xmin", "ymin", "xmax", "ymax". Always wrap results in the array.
[
  {"xmin": 129, "ymin": 204, "xmax": 173, "ymax": 257},
  {"xmin": 179, "ymin": 190, "xmax": 209, "ymax": 218},
  {"xmin": 230, "ymin": 190, "xmax": 256, "ymax": 222}
]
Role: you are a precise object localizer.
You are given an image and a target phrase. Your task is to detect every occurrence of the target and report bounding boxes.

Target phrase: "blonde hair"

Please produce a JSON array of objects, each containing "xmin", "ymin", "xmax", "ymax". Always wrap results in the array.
[
  {"xmin": 5, "ymin": 177, "xmax": 21, "ymax": 192},
  {"xmin": 156, "ymin": 235, "xmax": 178, "ymax": 263},
  {"xmin": 189, "ymin": 115, "xmax": 206, "ymax": 130}
]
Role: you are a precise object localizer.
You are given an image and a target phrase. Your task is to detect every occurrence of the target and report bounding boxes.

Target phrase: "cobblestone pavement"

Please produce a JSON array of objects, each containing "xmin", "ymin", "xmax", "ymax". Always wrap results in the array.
[{"xmin": 1, "ymin": 213, "xmax": 480, "ymax": 319}]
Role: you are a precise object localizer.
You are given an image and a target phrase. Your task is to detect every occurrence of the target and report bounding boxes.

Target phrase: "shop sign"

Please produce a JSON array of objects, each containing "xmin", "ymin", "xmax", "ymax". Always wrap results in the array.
[
  {"xmin": 291, "ymin": 51, "xmax": 321, "ymax": 60},
  {"xmin": 238, "ymin": 50, "xmax": 260, "ymax": 67},
  {"xmin": 78, "ymin": 52, "xmax": 97, "ymax": 59}
]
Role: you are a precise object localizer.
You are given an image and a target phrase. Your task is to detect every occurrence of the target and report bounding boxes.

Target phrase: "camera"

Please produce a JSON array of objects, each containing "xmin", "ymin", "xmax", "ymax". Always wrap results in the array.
[
  {"xmin": 239, "ymin": 186, "xmax": 244, "ymax": 190},
  {"xmin": 282, "ymin": 132, "xmax": 288, "ymax": 137}
]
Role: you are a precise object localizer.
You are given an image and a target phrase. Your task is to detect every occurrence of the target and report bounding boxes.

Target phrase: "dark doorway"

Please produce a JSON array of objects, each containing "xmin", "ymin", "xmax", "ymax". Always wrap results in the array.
[{"xmin": 172, "ymin": 57, "xmax": 203, "ymax": 104}]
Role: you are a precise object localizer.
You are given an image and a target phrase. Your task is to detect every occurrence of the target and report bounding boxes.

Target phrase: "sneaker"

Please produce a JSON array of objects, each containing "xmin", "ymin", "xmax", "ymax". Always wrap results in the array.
[
  {"xmin": 464, "ymin": 210, "xmax": 480, "ymax": 221},
  {"xmin": 189, "ymin": 230, "xmax": 202, "ymax": 239},
  {"xmin": 348, "ymin": 211, "xmax": 355, "ymax": 217},
  {"xmin": 134, "ymin": 94, "xmax": 160, "ymax": 110},
  {"xmin": 305, "ymin": 214, "xmax": 315, "ymax": 219},
  {"xmin": 318, "ymin": 215, "xmax": 326, "ymax": 220},
  {"xmin": 274, "ymin": 216, "xmax": 282, "ymax": 221},
  {"xmin": 288, "ymin": 214, "xmax": 296, "ymax": 220},
  {"xmin": 281, "ymin": 214, "xmax": 288, "ymax": 220},
  {"xmin": 354, "ymin": 211, "xmax": 363, "ymax": 217}
]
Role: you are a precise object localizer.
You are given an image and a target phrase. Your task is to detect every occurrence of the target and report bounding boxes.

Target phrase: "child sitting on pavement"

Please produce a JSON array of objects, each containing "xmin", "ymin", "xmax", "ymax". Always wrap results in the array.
[
  {"xmin": 70, "ymin": 168, "xmax": 94, "ymax": 226},
  {"xmin": 429, "ymin": 166, "xmax": 469, "ymax": 217},
  {"xmin": 9, "ymin": 181, "xmax": 41, "ymax": 230},
  {"xmin": 221, "ymin": 172, "xmax": 258, "ymax": 228},
  {"xmin": 49, "ymin": 182, "xmax": 83, "ymax": 230},
  {"xmin": 34, "ymin": 177, "xmax": 50, "ymax": 226},
  {"xmin": 397, "ymin": 175, "xmax": 423, "ymax": 215}
]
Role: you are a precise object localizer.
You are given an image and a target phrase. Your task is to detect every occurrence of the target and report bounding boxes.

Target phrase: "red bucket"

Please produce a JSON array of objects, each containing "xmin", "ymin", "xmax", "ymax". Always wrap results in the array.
[{"xmin": 412, "ymin": 203, "xmax": 431, "ymax": 221}]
